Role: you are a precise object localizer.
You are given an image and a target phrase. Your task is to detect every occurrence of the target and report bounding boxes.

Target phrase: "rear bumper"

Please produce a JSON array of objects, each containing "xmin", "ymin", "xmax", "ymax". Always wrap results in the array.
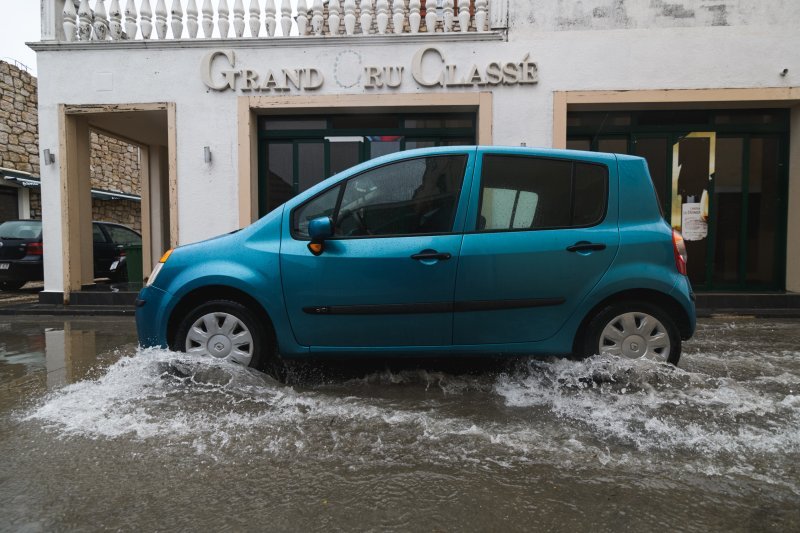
[
  {"xmin": 670, "ymin": 275, "xmax": 697, "ymax": 339},
  {"xmin": 0, "ymin": 259, "xmax": 43, "ymax": 282}
]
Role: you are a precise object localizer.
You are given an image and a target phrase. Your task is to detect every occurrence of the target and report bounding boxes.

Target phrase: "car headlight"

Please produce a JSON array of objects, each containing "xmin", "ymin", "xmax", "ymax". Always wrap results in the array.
[{"xmin": 145, "ymin": 249, "xmax": 173, "ymax": 287}]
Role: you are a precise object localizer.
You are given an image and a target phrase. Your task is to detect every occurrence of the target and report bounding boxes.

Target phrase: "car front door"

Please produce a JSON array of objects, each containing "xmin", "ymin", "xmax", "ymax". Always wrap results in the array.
[
  {"xmin": 280, "ymin": 151, "xmax": 475, "ymax": 349},
  {"xmin": 453, "ymin": 150, "xmax": 620, "ymax": 345}
]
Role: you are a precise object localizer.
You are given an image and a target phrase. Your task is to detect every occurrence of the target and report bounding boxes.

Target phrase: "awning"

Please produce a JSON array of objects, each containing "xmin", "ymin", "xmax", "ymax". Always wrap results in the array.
[{"xmin": 0, "ymin": 167, "xmax": 141, "ymax": 202}]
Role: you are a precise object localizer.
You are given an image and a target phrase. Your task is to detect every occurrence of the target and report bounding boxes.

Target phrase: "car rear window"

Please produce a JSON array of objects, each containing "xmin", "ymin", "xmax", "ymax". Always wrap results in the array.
[
  {"xmin": 478, "ymin": 155, "xmax": 608, "ymax": 231},
  {"xmin": 0, "ymin": 220, "xmax": 42, "ymax": 239}
]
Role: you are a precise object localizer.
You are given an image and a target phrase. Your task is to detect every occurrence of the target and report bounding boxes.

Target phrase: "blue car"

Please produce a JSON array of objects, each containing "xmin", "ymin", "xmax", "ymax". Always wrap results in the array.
[{"xmin": 136, "ymin": 146, "xmax": 695, "ymax": 378}]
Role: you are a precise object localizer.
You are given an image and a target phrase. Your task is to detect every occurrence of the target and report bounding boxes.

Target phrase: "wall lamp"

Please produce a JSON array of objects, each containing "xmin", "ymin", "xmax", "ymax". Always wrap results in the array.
[
  {"xmin": 43, "ymin": 149, "xmax": 55, "ymax": 165},
  {"xmin": 204, "ymin": 146, "xmax": 212, "ymax": 163}
]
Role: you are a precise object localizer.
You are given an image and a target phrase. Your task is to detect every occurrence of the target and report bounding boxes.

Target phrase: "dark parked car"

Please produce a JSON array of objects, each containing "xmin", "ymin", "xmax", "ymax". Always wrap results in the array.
[{"xmin": 0, "ymin": 220, "xmax": 141, "ymax": 290}]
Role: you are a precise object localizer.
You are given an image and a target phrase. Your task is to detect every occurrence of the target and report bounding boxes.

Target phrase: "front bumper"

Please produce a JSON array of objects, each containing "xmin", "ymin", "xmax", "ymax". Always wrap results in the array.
[{"xmin": 135, "ymin": 285, "xmax": 171, "ymax": 348}]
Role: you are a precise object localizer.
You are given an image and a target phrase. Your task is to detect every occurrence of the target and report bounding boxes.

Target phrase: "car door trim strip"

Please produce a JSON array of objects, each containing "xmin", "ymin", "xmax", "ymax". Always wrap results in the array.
[{"xmin": 302, "ymin": 298, "xmax": 565, "ymax": 315}]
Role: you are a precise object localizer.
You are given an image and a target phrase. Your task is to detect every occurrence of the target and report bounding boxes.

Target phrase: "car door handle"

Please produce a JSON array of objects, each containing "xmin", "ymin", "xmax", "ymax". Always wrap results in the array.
[
  {"xmin": 411, "ymin": 250, "xmax": 452, "ymax": 261},
  {"xmin": 566, "ymin": 242, "xmax": 607, "ymax": 253}
]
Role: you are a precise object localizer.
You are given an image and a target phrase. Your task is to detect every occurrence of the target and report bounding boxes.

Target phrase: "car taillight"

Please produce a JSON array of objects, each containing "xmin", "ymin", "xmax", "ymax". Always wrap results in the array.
[
  {"xmin": 26, "ymin": 242, "xmax": 43, "ymax": 256},
  {"xmin": 672, "ymin": 230, "xmax": 687, "ymax": 276}
]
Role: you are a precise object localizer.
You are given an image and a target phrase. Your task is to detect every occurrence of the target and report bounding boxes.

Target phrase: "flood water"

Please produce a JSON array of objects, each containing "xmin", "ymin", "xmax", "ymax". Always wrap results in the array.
[{"xmin": 0, "ymin": 316, "xmax": 798, "ymax": 531}]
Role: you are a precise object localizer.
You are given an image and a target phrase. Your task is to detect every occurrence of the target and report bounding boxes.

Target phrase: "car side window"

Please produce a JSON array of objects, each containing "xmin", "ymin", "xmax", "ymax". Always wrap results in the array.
[
  {"xmin": 293, "ymin": 154, "xmax": 468, "ymax": 239},
  {"xmin": 93, "ymin": 224, "xmax": 107, "ymax": 243},
  {"xmin": 478, "ymin": 155, "xmax": 607, "ymax": 231},
  {"xmin": 105, "ymin": 225, "xmax": 141, "ymax": 245},
  {"xmin": 337, "ymin": 155, "xmax": 466, "ymax": 237},
  {"xmin": 293, "ymin": 186, "xmax": 341, "ymax": 239}
]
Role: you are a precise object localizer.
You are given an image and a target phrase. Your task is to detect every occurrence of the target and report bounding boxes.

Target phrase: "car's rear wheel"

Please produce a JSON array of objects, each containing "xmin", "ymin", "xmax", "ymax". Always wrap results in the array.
[
  {"xmin": 0, "ymin": 281, "xmax": 26, "ymax": 291},
  {"xmin": 581, "ymin": 302, "xmax": 681, "ymax": 365},
  {"xmin": 174, "ymin": 299, "xmax": 286, "ymax": 380}
]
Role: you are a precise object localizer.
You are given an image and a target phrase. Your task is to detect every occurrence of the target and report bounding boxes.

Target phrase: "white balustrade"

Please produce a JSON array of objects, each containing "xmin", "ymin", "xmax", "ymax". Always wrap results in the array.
[
  {"xmin": 442, "ymin": 0, "xmax": 453, "ymax": 32},
  {"xmin": 376, "ymin": 0, "xmax": 388, "ymax": 35},
  {"xmin": 218, "ymin": 0, "xmax": 230, "ymax": 37},
  {"xmin": 249, "ymin": 0, "xmax": 261, "ymax": 37},
  {"xmin": 187, "ymin": 0, "xmax": 199, "ymax": 38},
  {"xmin": 170, "ymin": 0, "xmax": 184, "ymax": 38},
  {"xmin": 140, "ymin": 0, "xmax": 153, "ymax": 37},
  {"xmin": 233, "ymin": 0, "xmax": 245, "ymax": 37},
  {"xmin": 109, "ymin": 0, "xmax": 123, "ymax": 39},
  {"xmin": 94, "ymin": 0, "xmax": 110, "ymax": 40},
  {"xmin": 424, "ymin": 0, "xmax": 436, "ymax": 32},
  {"xmin": 311, "ymin": 0, "xmax": 324, "ymax": 36},
  {"xmin": 280, "ymin": 0, "xmax": 291, "ymax": 36},
  {"xmin": 359, "ymin": 0, "xmax": 372, "ymax": 35},
  {"xmin": 201, "ymin": 0, "xmax": 213, "ymax": 37},
  {"xmin": 392, "ymin": 0, "xmax": 405, "ymax": 34},
  {"xmin": 475, "ymin": 0, "xmax": 487, "ymax": 31},
  {"xmin": 295, "ymin": 0, "xmax": 308, "ymax": 35},
  {"xmin": 344, "ymin": 0, "xmax": 356, "ymax": 35},
  {"xmin": 63, "ymin": 0, "xmax": 79, "ymax": 41},
  {"xmin": 78, "ymin": 0, "xmax": 93, "ymax": 41},
  {"xmin": 125, "ymin": 0, "xmax": 139, "ymax": 38},
  {"xmin": 155, "ymin": 0, "xmax": 167, "ymax": 39},
  {"xmin": 457, "ymin": 0, "xmax": 469, "ymax": 32},
  {"xmin": 408, "ymin": 0, "xmax": 419, "ymax": 33},
  {"xmin": 328, "ymin": 0, "xmax": 341, "ymax": 36},
  {"xmin": 54, "ymin": 0, "xmax": 490, "ymax": 42},
  {"xmin": 265, "ymin": 0, "xmax": 277, "ymax": 36}
]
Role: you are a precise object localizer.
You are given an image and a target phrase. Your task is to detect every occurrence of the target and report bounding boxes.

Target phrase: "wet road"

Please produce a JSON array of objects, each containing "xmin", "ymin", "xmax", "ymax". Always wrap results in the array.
[{"xmin": 0, "ymin": 316, "xmax": 798, "ymax": 531}]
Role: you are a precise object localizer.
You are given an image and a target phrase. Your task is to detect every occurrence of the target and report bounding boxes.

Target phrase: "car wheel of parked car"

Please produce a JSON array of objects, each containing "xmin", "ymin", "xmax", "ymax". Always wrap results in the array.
[
  {"xmin": 582, "ymin": 302, "xmax": 681, "ymax": 365},
  {"xmin": 0, "ymin": 281, "xmax": 26, "ymax": 291},
  {"xmin": 174, "ymin": 300, "xmax": 286, "ymax": 380}
]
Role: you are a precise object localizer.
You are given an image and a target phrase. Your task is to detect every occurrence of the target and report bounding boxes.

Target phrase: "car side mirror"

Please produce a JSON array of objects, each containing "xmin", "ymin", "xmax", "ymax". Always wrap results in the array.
[{"xmin": 307, "ymin": 216, "xmax": 333, "ymax": 256}]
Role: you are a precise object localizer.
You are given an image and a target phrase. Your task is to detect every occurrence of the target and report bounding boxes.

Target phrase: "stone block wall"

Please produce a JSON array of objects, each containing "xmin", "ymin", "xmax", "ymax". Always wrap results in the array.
[
  {"xmin": 90, "ymin": 132, "xmax": 141, "ymax": 196},
  {"xmin": 1, "ymin": 59, "xmax": 141, "ymax": 231},
  {"xmin": 0, "ymin": 61, "xmax": 39, "ymax": 176}
]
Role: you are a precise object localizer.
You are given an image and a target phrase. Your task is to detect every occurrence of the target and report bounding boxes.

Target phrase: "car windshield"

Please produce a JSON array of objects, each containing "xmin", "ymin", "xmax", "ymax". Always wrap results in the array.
[{"xmin": 0, "ymin": 220, "xmax": 42, "ymax": 239}]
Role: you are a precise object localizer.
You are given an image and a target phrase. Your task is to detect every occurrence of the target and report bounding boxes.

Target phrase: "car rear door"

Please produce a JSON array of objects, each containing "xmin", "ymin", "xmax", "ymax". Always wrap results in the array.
[
  {"xmin": 279, "ymin": 150, "xmax": 475, "ymax": 349},
  {"xmin": 452, "ymin": 149, "xmax": 620, "ymax": 345}
]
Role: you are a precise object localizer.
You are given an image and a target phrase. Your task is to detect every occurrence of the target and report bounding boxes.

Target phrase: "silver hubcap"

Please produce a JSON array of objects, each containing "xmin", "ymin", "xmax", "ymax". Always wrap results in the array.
[
  {"xmin": 598, "ymin": 312, "xmax": 671, "ymax": 360},
  {"xmin": 185, "ymin": 312, "xmax": 254, "ymax": 366}
]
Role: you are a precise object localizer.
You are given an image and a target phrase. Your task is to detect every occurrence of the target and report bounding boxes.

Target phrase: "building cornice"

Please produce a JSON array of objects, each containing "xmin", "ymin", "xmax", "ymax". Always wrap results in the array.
[{"xmin": 28, "ymin": 32, "xmax": 505, "ymax": 53}]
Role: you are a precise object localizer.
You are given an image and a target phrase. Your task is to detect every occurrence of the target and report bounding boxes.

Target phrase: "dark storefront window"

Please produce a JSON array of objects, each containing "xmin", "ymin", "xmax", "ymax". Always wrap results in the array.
[
  {"xmin": 258, "ymin": 113, "xmax": 476, "ymax": 216},
  {"xmin": 568, "ymin": 109, "xmax": 789, "ymax": 291}
]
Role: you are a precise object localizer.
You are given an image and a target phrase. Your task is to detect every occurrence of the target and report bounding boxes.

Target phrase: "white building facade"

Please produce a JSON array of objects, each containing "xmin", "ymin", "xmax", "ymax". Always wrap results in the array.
[{"xmin": 32, "ymin": 0, "xmax": 800, "ymax": 303}]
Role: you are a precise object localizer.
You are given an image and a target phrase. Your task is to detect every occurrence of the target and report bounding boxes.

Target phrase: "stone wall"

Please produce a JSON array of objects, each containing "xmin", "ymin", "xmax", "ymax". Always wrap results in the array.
[
  {"xmin": 1, "ymin": 59, "xmax": 141, "ymax": 230},
  {"xmin": 0, "ymin": 61, "xmax": 39, "ymax": 176},
  {"xmin": 29, "ymin": 191, "xmax": 141, "ymax": 232},
  {"xmin": 90, "ymin": 132, "xmax": 141, "ymax": 196}
]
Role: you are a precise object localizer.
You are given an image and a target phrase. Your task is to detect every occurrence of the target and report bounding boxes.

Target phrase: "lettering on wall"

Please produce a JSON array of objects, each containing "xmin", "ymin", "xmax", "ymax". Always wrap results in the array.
[{"xmin": 200, "ymin": 47, "xmax": 538, "ymax": 92}]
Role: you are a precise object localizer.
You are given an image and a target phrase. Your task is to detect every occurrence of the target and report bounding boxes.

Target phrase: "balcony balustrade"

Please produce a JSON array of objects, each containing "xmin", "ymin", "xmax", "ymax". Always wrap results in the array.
[{"xmin": 50, "ymin": 0, "xmax": 505, "ymax": 42}]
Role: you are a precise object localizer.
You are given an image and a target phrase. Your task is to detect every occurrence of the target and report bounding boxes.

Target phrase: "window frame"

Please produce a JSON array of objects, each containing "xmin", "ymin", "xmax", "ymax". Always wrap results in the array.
[
  {"xmin": 290, "ymin": 154, "xmax": 469, "ymax": 241},
  {"xmin": 475, "ymin": 154, "xmax": 610, "ymax": 234}
]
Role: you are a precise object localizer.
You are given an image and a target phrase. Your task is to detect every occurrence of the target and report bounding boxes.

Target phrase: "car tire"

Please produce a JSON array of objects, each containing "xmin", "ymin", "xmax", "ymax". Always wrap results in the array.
[
  {"xmin": 174, "ymin": 299, "xmax": 286, "ymax": 380},
  {"xmin": 581, "ymin": 301, "xmax": 681, "ymax": 366},
  {"xmin": 0, "ymin": 281, "xmax": 26, "ymax": 291}
]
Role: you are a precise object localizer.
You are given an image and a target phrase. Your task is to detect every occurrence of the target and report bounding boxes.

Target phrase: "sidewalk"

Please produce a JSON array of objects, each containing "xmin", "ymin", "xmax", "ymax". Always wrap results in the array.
[{"xmin": 1, "ymin": 283, "xmax": 800, "ymax": 318}]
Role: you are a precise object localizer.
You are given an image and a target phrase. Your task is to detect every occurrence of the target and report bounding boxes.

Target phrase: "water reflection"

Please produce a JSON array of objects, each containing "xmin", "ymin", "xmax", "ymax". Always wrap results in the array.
[
  {"xmin": 0, "ymin": 317, "xmax": 137, "ymax": 407},
  {"xmin": 1, "ymin": 317, "xmax": 799, "ymax": 531}
]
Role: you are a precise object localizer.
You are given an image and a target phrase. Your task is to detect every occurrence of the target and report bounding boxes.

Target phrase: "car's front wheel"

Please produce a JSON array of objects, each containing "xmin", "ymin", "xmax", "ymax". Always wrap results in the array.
[
  {"xmin": 174, "ymin": 299, "xmax": 286, "ymax": 380},
  {"xmin": 581, "ymin": 301, "xmax": 681, "ymax": 365}
]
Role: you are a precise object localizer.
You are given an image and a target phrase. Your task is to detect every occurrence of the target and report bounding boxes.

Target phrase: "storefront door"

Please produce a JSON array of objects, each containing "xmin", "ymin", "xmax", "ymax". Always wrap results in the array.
[
  {"xmin": 568, "ymin": 109, "xmax": 789, "ymax": 291},
  {"xmin": 258, "ymin": 112, "xmax": 477, "ymax": 217}
]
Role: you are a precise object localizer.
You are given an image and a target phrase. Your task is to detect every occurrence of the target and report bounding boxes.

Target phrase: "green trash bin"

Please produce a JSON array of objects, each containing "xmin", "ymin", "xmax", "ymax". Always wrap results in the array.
[{"xmin": 124, "ymin": 244, "xmax": 143, "ymax": 283}]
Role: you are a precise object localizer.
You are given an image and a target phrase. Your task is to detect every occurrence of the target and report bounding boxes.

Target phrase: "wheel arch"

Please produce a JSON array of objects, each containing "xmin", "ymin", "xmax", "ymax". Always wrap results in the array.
[
  {"xmin": 571, "ymin": 288, "xmax": 692, "ymax": 354},
  {"xmin": 166, "ymin": 285, "xmax": 276, "ymax": 350}
]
